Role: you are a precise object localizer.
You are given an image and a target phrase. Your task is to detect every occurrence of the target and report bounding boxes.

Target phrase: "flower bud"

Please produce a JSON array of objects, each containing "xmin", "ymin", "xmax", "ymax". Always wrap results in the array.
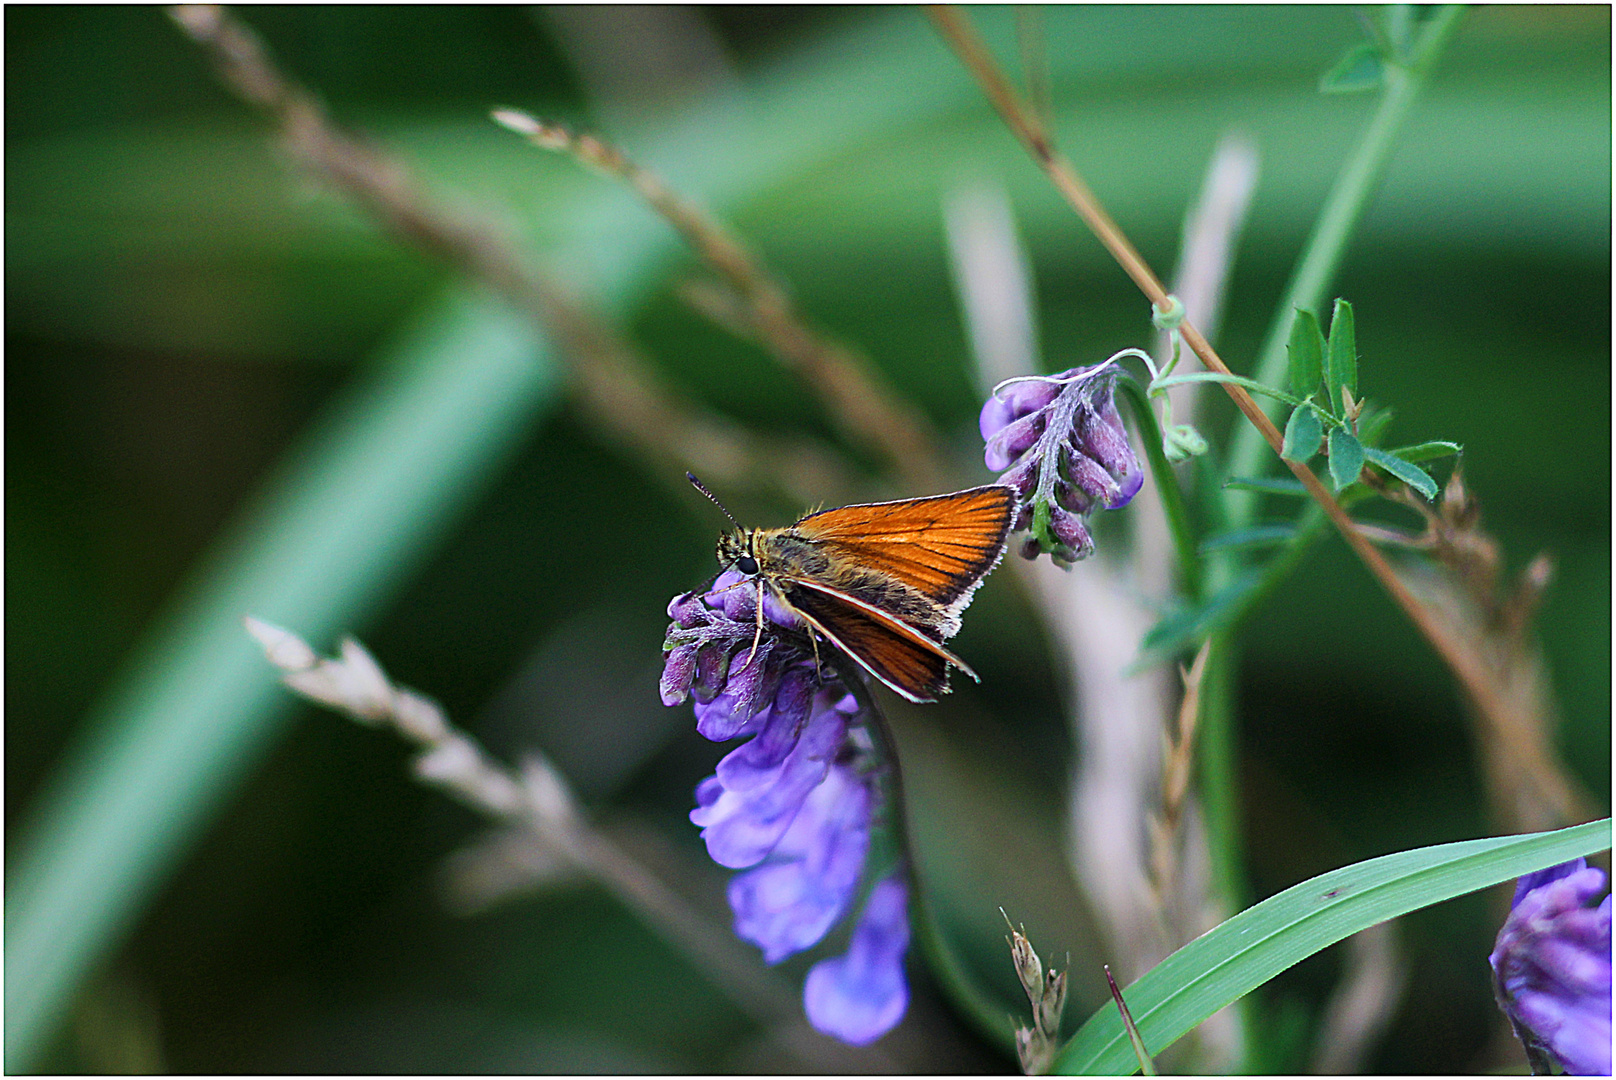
[
  {"xmin": 1491, "ymin": 859, "xmax": 1611, "ymax": 1076},
  {"xmin": 1008, "ymin": 927, "xmax": 1045, "ymax": 1002},
  {"xmin": 1049, "ymin": 506, "xmax": 1095, "ymax": 559}
]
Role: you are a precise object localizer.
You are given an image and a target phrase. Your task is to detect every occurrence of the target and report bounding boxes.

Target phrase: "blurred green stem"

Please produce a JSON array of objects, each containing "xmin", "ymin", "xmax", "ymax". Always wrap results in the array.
[
  {"xmin": 1117, "ymin": 374, "xmax": 1202, "ymax": 601},
  {"xmin": 1195, "ymin": 634, "xmax": 1245, "ymax": 913},
  {"xmin": 840, "ymin": 665, "xmax": 1018, "ymax": 1057},
  {"xmin": 1220, "ymin": 5, "xmax": 1466, "ymax": 538}
]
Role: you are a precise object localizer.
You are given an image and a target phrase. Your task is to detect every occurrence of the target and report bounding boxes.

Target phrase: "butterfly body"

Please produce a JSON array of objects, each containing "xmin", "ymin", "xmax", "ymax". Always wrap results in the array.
[{"xmin": 711, "ymin": 485, "xmax": 1015, "ymax": 702}]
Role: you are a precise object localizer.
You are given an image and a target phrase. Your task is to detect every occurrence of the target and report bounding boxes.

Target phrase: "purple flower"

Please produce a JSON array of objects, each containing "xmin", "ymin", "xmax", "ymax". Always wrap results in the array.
[
  {"xmin": 662, "ymin": 573, "xmax": 912, "ymax": 1045},
  {"xmin": 980, "ymin": 362, "xmax": 1142, "ymax": 565},
  {"xmin": 804, "ymin": 875, "xmax": 912, "ymax": 1046},
  {"xmin": 1490, "ymin": 858, "xmax": 1612, "ymax": 1075}
]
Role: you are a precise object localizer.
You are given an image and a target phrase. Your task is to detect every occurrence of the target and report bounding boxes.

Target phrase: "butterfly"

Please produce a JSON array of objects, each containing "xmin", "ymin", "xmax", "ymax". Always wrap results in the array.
[{"xmin": 689, "ymin": 474, "xmax": 1015, "ymax": 702}]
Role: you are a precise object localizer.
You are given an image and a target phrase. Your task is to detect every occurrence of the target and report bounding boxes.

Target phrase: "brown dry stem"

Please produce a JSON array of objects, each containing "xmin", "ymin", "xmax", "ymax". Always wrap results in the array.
[
  {"xmin": 1369, "ymin": 469, "xmax": 1596, "ymax": 831},
  {"xmin": 168, "ymin": 4, "xmax": 854, "ymax": 508},
  {"xmin": 1149, "ymin": 639, "xmax": 1212, "ymax": 919},
  {"xmin": 494, "ymin": 109, "xmax": 951, "ymax": 493}
]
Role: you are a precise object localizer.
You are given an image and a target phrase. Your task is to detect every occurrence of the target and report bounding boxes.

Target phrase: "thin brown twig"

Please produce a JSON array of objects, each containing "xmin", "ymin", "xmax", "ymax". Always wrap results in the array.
[
  {"xmin": 1148, "ymin": 639, "xmax": 1211, "ymax": 936},
  {"xmin": 927, "ymin": 5, "xmax": 1528, "ymax": 752},
  {"xmin": 494, "ymin": 109, "xmax": 952, "ymax": 493},
  {"xmin": 168, "ymin": 4, "xmax": 857, "ymax": 508}
]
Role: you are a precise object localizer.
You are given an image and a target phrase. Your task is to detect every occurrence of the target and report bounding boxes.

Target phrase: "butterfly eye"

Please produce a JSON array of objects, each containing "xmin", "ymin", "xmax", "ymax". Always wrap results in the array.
[{"xmin": 735, "ymin": 555, "xmax": 760, "ymax": 576}]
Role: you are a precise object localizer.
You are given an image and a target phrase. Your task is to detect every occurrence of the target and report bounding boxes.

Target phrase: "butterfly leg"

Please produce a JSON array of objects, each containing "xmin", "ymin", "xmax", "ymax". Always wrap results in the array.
[
  {"xmin": 807, "ymin": 628, "xmax": 825, "ymax": 686},
  {"xmin": 734, "ymin": 577, "xmax": 767, "ymax": 672}
]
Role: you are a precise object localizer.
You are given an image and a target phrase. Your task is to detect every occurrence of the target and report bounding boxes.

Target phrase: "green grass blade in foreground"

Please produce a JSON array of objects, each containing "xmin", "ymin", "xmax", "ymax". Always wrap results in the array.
[
  {"xmin": 1055, "ymin": 818, "xmax": 1612, "ymax": 1074},
  {"xmin": 3, "ymin": 287, "xmax": 556, "ymax": 1072}
]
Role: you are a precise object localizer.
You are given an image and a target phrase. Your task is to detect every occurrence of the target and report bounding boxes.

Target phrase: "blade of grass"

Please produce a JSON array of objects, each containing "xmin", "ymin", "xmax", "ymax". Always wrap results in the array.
[{"xmin": 1054, "ymin": 818, "xmax": 1611, "ymax": 1074}]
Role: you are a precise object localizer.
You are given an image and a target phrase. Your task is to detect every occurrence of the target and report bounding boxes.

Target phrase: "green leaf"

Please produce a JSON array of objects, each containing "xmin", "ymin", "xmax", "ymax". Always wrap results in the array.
[
  {"xmin": 1223, "ymin": 476, "xmax": 1308, "ymax": 496},
  {"xmin": 1388, "ymin": 440, "xmax": 1463, "ymax": 463},
  {"xmin": 1326, "ymin": 299, "xmax": 1358, "ymax": 414},
  {"xmin": 1318, "ymin": 43, "xmax": 1383, "ymax": 93},
  {"xmin": 1135, "ymin": 571, "xmax": 1264, "ymax": 666},
  {"xmin": 1355, "ymin": 404, "xmax": 1394, "ymax": 448},
  {"xmin": 1328, "ymin": 428, "xmax": 1365, "ymax": 490},
  {"xmin": 1054, "ymin": 819, "xmax": 1612, "ymax": 1074},
  {"xmin": 1199, "ymin": 524, "xmax": 1298, "ymax": 554},
  {"xmin": 1364, "ymin": 446, "xmax": 1438, "ymax": 499},
  {"xmin": 1320, "ymin": 43, "xmax": 1385, "ymax": 94},
  {"xmin": 1384, "ymin": 5, "xmax": 1416, "ymax": 60},
  {"xmin": 1281, "ymin": 405, "xmax": 1323, "ymax": 463},
  {"xmin": 1286, "ymin": 309, "xmax": 1325, "ymax": 400}
]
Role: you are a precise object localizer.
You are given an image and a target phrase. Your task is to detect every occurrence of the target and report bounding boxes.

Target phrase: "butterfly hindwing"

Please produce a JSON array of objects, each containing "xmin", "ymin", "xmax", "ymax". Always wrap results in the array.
[
  {"xmin": 792, "ymin": 485, "xmax": 1014, "ymax": 608},
  {"xmin": 781, "ymin": 577, "xmax": 972, "ymax": 703}
]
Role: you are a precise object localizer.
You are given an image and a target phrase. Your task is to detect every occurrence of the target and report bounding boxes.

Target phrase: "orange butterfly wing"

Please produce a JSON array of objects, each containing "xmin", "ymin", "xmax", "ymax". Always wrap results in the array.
[
  {"xmin": 782, "ymin": 579, "xmax": 968, "ymax": 703},
  {"xmin": 792, "ymin": 486, "xmax": 1014, "ymax": 609}
]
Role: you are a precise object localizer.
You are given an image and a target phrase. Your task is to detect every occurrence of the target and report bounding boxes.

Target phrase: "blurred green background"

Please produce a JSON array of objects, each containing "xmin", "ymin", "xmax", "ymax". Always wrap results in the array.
[{"xmin": 6, "ymin": 5, "xmax": 1608, "ymax": 1073}]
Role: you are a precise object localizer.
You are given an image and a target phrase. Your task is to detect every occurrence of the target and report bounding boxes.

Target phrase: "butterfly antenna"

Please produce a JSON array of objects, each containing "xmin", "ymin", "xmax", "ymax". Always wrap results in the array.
[{"xmin": 687, "ymin": 472, "xmax": 743, "ymax": 530}]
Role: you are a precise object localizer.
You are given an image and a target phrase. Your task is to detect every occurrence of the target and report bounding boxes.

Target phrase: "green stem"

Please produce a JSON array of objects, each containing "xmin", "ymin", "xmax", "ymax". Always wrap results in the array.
[
  {"xmin": 1117, "ymin": 376, "xmax": 1203, "ymax": 601},
  {"xmin": 1221, "ymin": 5, "xmax": 1466, "ymax": 540},
  {"xmin": 1195, "ymin": 634, "xmax": 1245, "ymax": 914},
  {"xmin": 836, "ymin": 663, "xmax": 1017, "ymax": 1056},
  {"xmin": 1150, "ymin": 372, "xmax": 1307, "ymax": 410}
]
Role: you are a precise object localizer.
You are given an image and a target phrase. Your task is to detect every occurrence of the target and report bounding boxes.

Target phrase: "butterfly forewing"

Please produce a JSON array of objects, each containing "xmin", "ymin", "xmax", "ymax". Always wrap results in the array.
[
  {"xmin": 793, "ymin": 486, "xmax": 1014, "ymax": 607},
  {"xmin": 784, "ymin": 582, "xmax": 957, "ymax": 702}
]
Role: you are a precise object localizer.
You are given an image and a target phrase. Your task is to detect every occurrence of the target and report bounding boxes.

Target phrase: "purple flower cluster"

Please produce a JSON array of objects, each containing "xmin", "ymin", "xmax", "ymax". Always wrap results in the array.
[
  {"xmin": 663, "ymin": 569, "xmax": 911, "ymax": 1046},
  {"xmin": 1490, "ymin": 858, "xmax": 1612, "ymax": 1075},
  {"xmin": 980, "ymin": 362, "xmax": 1143, "ymax": 565}
]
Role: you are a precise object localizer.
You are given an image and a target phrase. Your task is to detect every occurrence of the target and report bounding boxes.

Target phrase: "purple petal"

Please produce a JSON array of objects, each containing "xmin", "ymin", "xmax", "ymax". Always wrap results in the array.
[
  {"xmin": 980, "ymin": 379, "xmax": 1060, "ymax": 441},
  {"xmin": 979, "ymin": 394, "xmax": 1016, "ymax": 442},
  {"xmin": 716, "ymin": 669, "xmax": 819, "ymax": 792},
  {"xmin": 660, "ymin": 643, "xmax": 700, "ymax": 706},
  {"xmin": 1516, "ymin": 859, "xmax": 1591, "ymax": 909},
  {"xmin": 692, "ymin": 644, "xmax": 728, "ymax": 704},
  {"xmin": 1063, "ymin": 449, "xmax": 1123, "ymax": 508},
  {"xmin": 1112, "ymin": 464, "xmax": 1144, "ymax": 509},
  {"xmin": 693, "ymin": 643, "xmax": 784, "ymax": 741},
  {"xmin": 694, "ymin": 693, "xmax": 768, "ymax": 743},
  {"xmin": 984, "ymin": 410, "xmax": 1046, "ymax": 472},
  {"xmin": 718, "ymin": 577, "xmax": 761, "ymax": 623},
  {"xmin": 667, "ymin": 591, "xmax": 707, "ymax": 628},
  {"xmin": 998, "ymin": 456, "xmax": 1039, "ymax": 499},
  {"xmin": 762, "ymin": 590, "xmax": 801, "ymax": 628},
  {"xmin": 803, "ymin": 875, "xmax": 911, "ymax": 1046},
  {"xmin": 728, "ymin": 764, "xmax": 872, "ymax": 962},
  {"xmin": 1053, "ymin": 478, "xmax": 1096, "ymax": 517},
  {"xmin": 1049, "ymin": 506, "xmax": 1094, "ymax": 557},
  {"xmin": 690, "ymin": 696, "xmax": 849, "ymax": 869}
]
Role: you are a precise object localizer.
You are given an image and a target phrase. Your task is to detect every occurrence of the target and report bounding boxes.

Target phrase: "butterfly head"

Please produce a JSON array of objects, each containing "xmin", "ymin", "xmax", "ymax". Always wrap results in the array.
[{"xmin": 716, "ymin": 529, "xmax": 760, "ymax": 577}]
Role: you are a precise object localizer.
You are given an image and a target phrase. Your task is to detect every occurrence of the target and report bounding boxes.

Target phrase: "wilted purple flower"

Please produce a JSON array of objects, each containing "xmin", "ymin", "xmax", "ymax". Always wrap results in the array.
[
  {"xmin": 663, "ymin": 571, "xmax": 911, "ymax": 1045},
  {"xmin": 804, "ymin": 875, "xmax": 912, "ymax": 1046},
  {"xmin": 980, "ymin": 361, "xmax": 1143, "ymax": 565},
  {"xmin": 1490, "ymin": 858, "xmax": 1612, "ymax": 1076}
]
